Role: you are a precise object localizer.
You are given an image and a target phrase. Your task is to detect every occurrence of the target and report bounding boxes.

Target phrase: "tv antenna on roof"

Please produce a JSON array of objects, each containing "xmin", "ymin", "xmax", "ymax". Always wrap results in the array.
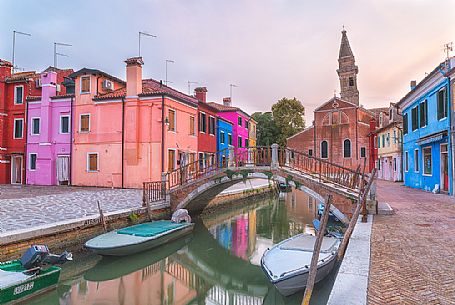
[
  {"xmin": 138, "ymin": 31, "xmax": 157, "ymax": 57},
  {"xmin": 12, "ymin": 30, "xmax": 31, "ymax": 73},
  {"xmin": 230, "ymin": 84, "xmax": 238, "ymax": 101},
  {"xmin": 188, "ymin": 81, "xmax": 198, "ymax": 95},
  {"xmin": 444, "ymin": 42, "xmax": 453, "ymax": 60},
  {"xmin": 54, "ymin": 42, "xmax": 72, "ymax": 68},
  {"xmin": 165, "ymin": 59, "xmax": 175, "ymax": 86}
]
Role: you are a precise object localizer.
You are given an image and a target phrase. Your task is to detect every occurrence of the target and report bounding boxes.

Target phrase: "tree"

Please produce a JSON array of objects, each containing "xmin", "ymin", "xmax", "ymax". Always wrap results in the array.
[
  {"xmin": 251, "ymin": 112, "xmax": 279, "ymax": 146},
  {"xmin": 272, "ymin": 97, "xmax": 305, "ymax": 146}
]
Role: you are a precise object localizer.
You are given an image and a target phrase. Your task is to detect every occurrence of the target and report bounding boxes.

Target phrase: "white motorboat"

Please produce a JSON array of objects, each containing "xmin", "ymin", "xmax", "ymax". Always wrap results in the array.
[{"xmin": 261, "ymin": 233, "xmax": 340, "ymax": 296}]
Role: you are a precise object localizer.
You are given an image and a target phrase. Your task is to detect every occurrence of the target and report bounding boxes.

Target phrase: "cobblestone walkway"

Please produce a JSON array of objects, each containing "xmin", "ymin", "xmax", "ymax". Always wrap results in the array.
[
  {"xmin": 0, "ymin": 186, "xmax": 142, "ymax": 233},
  {"xmin": 368, "ymin": 180, "xmax": 455, "ymax": 305}
]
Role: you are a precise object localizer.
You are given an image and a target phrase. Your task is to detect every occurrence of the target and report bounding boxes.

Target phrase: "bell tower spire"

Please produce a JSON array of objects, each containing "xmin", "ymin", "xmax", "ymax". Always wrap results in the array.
[{"xmin": 337, "ymin": 29, "xmax": 359, "ymax": 105}]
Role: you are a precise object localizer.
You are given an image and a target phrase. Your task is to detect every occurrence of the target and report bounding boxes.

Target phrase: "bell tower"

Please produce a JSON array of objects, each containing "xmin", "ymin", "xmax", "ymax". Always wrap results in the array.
[{"xmin": 337, "ymin": 29, "xmax": 359, "ymax": 105}]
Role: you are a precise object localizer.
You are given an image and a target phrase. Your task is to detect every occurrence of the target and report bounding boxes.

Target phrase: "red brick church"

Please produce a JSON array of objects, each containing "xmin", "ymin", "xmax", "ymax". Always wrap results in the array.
[{"xmin": 287, "ymin": 30, "xmax": 385, "ymax": 173}]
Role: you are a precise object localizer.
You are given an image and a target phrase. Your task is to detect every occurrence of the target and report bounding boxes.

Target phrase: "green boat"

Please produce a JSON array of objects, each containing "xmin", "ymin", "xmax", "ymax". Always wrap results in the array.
[{"xmin": 0, "ymin": 245, "xmax": 72, "ymax": 304}]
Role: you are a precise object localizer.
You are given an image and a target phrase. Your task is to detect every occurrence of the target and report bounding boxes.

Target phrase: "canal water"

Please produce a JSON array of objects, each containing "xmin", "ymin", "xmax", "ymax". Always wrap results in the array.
[{"xmin": 28, "ymin": 186, "xmax": 341, "ymax": 305}]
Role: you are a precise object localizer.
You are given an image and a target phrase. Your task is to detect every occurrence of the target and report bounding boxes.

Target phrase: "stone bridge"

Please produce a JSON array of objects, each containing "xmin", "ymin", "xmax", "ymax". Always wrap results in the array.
[{"xmin": 143, "ymin": 145, "xmax": 374, "ymax": 222}]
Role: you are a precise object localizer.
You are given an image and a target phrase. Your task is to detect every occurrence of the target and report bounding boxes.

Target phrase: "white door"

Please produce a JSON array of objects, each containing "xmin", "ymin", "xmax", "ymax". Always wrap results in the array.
[
  {"xmin": 11, "ymin": 155, "xmax": 23, "ymax": 184},
  {"xmin": 57, "ymin": 156, "xmax": 70, "ymax": 185}
]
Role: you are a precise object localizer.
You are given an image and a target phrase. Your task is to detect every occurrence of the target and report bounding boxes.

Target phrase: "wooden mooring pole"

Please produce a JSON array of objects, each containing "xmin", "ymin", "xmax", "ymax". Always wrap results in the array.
[
  {"xmin": 337, "ymin": 168, "xmax": 377, "ymax": 261},
  {"xmin": 97, "ymin": 200, "xmax": 107, "ymax": 232},
  {"xmin": 301, "ymin": 195, "xmax": 332, "ymax": 305}
]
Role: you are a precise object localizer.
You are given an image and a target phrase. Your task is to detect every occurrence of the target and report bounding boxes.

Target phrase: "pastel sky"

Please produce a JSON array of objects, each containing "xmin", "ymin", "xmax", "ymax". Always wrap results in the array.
[{"xmin": 1, "ymin": 0, "xmax": 454, "ymax": 124}]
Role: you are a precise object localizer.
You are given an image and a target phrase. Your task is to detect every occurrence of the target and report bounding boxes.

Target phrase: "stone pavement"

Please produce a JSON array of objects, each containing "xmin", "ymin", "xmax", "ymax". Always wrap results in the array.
[
  {"xmin": 0, "ymin": 185, "xmax": 142, "ymax": 233},
  {"xmin": 368, "ymin": 180, "xmax": 455, "ymax": 305}
]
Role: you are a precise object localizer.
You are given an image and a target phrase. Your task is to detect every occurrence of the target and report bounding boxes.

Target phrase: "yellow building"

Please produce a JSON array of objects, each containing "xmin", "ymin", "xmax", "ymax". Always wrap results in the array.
[{"xmin": 248, "ymin": 118, "xmax": 257, "ymax": 147}]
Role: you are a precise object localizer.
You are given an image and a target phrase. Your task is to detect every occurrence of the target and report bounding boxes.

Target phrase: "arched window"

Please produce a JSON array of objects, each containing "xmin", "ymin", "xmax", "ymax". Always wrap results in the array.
[
  {"xmin": 321, "ymin": 141, "xmax": 328, "ymax": 159},
  {"xmin": 343, "ymin": 139, "xmax": 351, "ymax": 158},
  {"xmin": 322, "ymin": 113, "xmax": 331, "ymax": 126}
]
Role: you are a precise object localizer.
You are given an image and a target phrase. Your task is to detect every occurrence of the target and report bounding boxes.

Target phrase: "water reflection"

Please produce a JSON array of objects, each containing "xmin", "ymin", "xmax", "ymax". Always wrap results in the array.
[{"xmin": 29, "ymin": 186, "xmax": 337, "ymax": 305}]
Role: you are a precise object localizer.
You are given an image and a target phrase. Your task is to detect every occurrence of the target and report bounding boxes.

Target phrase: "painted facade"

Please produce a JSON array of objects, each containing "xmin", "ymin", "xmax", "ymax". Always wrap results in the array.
[
  {"xmin": 195, "ymin": 87, "xmax": 218, "ymax": 167},
  {"xmin": 248, "ymin": 118, "xmax": 257, "ymax": 147},
  {"xmin": 217, "ymin": 117, "xmax": 233, "ymax": 163},
  {"xmin": 25, "ymin": 69, "xmax": 74, "ymax": 185},
  {"xmin": 397, "ymin": 57, "xmax": 455, "ymax": 194},
  {"xmin": 0, "ymin": 60, "xmax": 41, "ymax": 184}
]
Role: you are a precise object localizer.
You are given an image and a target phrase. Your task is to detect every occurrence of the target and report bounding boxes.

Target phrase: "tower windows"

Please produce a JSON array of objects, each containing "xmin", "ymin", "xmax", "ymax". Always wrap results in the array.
[{"xmin": 349, "ymin": 77, "xmax": 355, "ymax": 87}]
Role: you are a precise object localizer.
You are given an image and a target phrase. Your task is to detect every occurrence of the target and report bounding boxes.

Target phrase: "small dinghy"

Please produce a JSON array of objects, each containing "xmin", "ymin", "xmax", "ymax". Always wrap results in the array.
[
  {"xmin": 0, "ymin": 245, "xmax": 72, "ymax": 304},
  {"xmin": 85, "ymin": 209, "xmax": 194, "ymax": 256},
  {"xmin": 261, "ymin": 233, "xmax": 340, "ymax": 296}
]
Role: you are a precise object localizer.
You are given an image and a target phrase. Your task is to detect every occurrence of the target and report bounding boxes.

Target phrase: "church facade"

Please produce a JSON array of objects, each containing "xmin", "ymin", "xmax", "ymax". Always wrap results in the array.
[{"xmin": 287, "ymin": 30, "xmax": 379, "ymax": 173}]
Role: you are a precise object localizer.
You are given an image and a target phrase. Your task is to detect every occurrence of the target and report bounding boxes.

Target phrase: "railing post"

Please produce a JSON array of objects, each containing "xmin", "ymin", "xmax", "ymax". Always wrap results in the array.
[
  {"xmin": 285, "ymin": 148, "xmax": 290, "ymax": 167},
  {"xmin": 228, "ymin": 146, "xmax": 235, "ymax": 168},
  {"xmin": 271, "ymin": 143, "xmax": 279, "ymax": 169},
  {"xmin": 247, "ymin": 147, "xmax": 254, "ymax": 166}
]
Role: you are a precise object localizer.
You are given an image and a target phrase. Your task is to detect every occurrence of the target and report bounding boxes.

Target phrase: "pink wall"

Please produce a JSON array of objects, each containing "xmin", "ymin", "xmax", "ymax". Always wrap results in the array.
[
  {"xmin": 26, "ymin": 71, "xmax": 72, "ymax": 185},
  {"xmin": 217, "ymin": 111, "xmax": 250, "ymax": 151}
]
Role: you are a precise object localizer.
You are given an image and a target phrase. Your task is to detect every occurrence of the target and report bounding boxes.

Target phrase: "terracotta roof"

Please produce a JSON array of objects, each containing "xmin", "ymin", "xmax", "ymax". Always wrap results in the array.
[
  {"xmin": 0, "ymin": 59, "xmax": 13, "ymax": 67},
  {"xmin": 368, "ymin": 107, "xmax": 389, "ymax": 115},
  {"xmin": 5, "ymin": 71, "xmax": 38, "ymax": 82},
  {"xmin": 94, "ymin": 78, "xmax": 198, "ymax": 105},
  {"xmin": 51, "ymin": 94, "xmax": 75, "ymax": 100},
  {"xmin": 371, "ymin": 120, "xmax": 402, "ymax": 135},
  {"xmin": 26, "ymin": 96, "xmax": 41, "ymax": 101},
  {"xmin": 68, "ymin": 68, "xmax": 125, "ymax": 85},
  {"xmin": 207, "ymin": 102, "xmax": 250, "ymax": 118}
]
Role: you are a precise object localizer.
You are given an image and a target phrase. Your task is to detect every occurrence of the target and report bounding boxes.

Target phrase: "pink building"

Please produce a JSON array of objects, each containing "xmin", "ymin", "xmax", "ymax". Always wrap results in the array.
[
  {"xmin": 26, "ymin": 69, "xmax": 74, "ymax": 185},
  {"xmin": 208, "ymin": 98, "xmax": 251, "ymax": 154}
]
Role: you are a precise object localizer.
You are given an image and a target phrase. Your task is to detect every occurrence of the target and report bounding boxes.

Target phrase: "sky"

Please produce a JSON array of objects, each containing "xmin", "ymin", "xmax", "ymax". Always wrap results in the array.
[{"xmin": 1, "ymin": 0, "xmax": 454, "ymax": 124}]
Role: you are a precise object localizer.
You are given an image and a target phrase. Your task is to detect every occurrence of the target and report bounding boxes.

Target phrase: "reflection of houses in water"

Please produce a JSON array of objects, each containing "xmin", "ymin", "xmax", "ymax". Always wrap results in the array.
[
  {"xmin": 67, "ymin": 258, "xmax": 200, "ymax": 305},
  {"xmin": 206, "ymin": 285, "xmax": 263, "ymax": 305},
  {"xmin": 285, "ymin": 188, "xmax": 319, "ymax": 235}
]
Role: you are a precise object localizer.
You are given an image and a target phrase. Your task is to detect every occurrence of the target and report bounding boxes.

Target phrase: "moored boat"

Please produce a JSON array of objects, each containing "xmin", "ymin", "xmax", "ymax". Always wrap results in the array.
[
  {"xmin": 85, "ymin": 209, "xmax": 194, "ymax": 256},
  {"xmin": 261, "ymin": 233, "xmax": 340, "ymax": 296}
]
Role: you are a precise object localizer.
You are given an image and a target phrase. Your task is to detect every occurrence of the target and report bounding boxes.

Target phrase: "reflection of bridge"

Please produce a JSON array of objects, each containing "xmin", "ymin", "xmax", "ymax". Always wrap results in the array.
[{"xmin": 143, "ymin": 145, "xmax": 374, "ymax": 220}]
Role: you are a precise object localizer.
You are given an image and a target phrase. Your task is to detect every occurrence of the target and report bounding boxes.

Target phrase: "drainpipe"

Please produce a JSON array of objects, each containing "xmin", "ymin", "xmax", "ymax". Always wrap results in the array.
[
  {"xmin": 69, "ymin": 96, "xmax": 73, "ymax": 185},
  {"xmin": 447, "ymin": 75, "xmax": 453, "ymax": 195},
  {"xmin": 24, "ymin": 95, "xmax": 29, "ymax": 185},
  {"xmin": 121, "ymin": 96, "xmax": 125, "ymax": 189},
  {"xmin": 161, "ymin": 94, "xmax": 165, "ymax": 174}
]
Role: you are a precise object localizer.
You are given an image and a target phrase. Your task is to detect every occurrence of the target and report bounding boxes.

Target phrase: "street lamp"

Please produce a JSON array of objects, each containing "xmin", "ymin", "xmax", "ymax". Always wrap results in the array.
[
  {"xmin": 12, "ymin": 30, "xmax": 31, "ymax": 73},
  {"xmin": 165, "ymin": 59, "xmax": 174, "ymax": 86},
  {"xmin": 138, "ymin": 31, "xmax": 157, "ymax": 57},
  {"xmin": 54, "ymin": 42, "xmax": 72, "ymax": 68}
]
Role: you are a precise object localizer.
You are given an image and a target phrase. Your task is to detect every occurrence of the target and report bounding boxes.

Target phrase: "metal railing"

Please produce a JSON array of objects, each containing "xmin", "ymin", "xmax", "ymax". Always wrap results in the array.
[{"xmin": 142, "ymin": 181, "xmax": 167, "ymax": 205}]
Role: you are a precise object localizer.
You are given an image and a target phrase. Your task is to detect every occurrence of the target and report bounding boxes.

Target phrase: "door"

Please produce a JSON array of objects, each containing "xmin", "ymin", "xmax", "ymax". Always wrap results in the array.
[
  {"xmin": 57, "ymin": 156, "xmax": 70, "ymax": 185},
  {"xmin": 11, "ymin": 155, "xmax": 23, "ymax": 184},
  {"xmin": 441, "ymin": 144, "xmax": 449, "ymax": 192}
]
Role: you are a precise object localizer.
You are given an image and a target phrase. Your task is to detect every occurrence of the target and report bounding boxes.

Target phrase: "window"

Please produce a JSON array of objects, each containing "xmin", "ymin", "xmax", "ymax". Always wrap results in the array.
[
  {"xmin": 14, "ymin": 86, "xmax": 24, "ymax": 104},
  {"xmin": 377, "ymin": 159, "xmax": 381, "ymax": 170},
  {"xmin": 393, "ymin": 158, "xmax": 397, "ymax": 171},
  {"xmin": 168, "ymin": 150, "xmax": 176, "ymax": 171},
  {"xmin": 228, "ymin": 133, "xmax": 232, "ymax": 145},
  {"xmin": 238, "ymin": 136, "xmax": 242, "ymax": 148},
  {"xmin": 209, "ymin": 116, "xmax": 215, "ymax": 135},
  {"xmin": 81, "ymin": 76, "xmax": 90, "ymax": 94},
  {"xmin": 189, "ymin": 116, "xmax": 195, "ymax": 135},
  {"xmin": 405, "ymin": 151, "xmax": 409, "ymax": 172},
  {"xmin": 411, "ymin": 106, "xmax": 418, "ymax": 131},
  {"xmin": 60, "ymin": 115, "xmax": 70, "ymax": 134},
  {"xmin": 238, "ymin": 117, "xmax": 242, "ymax": 126},
  {"xmin": 377, "ymin": 136, "xmax": 381, "ymax": 148},
  {"xmin": 168, "ymin": 109, "xmax": 176, "ymax": 131},
  {"xmin": 379, "ymin": 113, "xmax": 383, "ymax": 127},
  {"xmin": 343, "ymin": 139, "xmax": 351, "ymax": 158},
  {"xmin": 87, "ymin": 153, "xmax": 98, "ymax": 172},
  {"xmin": 245, "ymin": 139, "xmax": 249, "ymax": 148},
  {"xmin": 419, "ymin": 100, "xmax": 428, "ymax": 128},
  {"xmin": 321, "ymin": 140, "xmax": 328, "ymax": 159},
  {"xmin": 80, "ymin": 114, "xmax": 90, "ymax": 133},
  {"xmin": 220, "ymin": 131, "xmax": 225, "ymax": 144},
  {"xmin": 308, "ymin": 149, "xmax": 313, "ymax": 156},
  {"xmin": 360, "ymin": 147, "xmax": 366, "ymax": 158},
  {"xmin": 414, "ymin": 149, "xmax": 419, "ymax": 172},
  {"xmin": 245, "ymin": 121, "xmax": 249, "ymax": 129},
  {"xmin": 403, "ymin": 113, "xmax": 408, "ymax": 135},
  {"xmin": 13, "ymin": 118, "xmax": 23, "ymax": 139},
  {"xmin": 387, "ymin": 133, "xmax": 390, "ymax": 147},
  {"xmin": 349, "ymin": 77, "xmax": 354, "ymax": 87},
  {"xmin": 437, "ymin": 87, "xmax": 447, "ymax": 120},
  {"xmin": 393, "ymin": 130, "xmax": 397, "ymax": 144},
  {"xmin": 199, "ymin": 112, "xmax": 206, "ymax": 133},
  {"xmin": 423, "ymin": 147, "xmax": 432, "ymax": 176},
  {"xmin": 29, "ymin": 153, "xmax": 37, "ymax": 170},
  {"xmin": 389, "ymin": 108, "xmax": 394, "ymax": 121},
  {"xmin": 382, "ymin": 134, "xmax": 385, "ymax": 148},
  {"xmin": 31, "ymin": 118, "xmax": 40, "ymax": 135}
]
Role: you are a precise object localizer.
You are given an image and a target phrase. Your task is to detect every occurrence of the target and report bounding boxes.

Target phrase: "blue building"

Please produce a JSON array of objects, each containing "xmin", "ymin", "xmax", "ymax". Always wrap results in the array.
[
  {"xmin": 217, "ymin": 117, "xmax": 233, "ymax": 164},
  {"xmin": 397, "ymin": 57, "xmax": 455, "ymax": 195}
]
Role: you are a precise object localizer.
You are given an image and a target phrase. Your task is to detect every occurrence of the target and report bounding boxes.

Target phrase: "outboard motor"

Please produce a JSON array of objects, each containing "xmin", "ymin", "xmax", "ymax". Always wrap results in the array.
[
  {"xmin": 171, "ymin": 209, "xmax": 191, "ymax": 223},
  {"xmin": 20, "ymin": 245, "xmax": 72, "ymax": 270}
]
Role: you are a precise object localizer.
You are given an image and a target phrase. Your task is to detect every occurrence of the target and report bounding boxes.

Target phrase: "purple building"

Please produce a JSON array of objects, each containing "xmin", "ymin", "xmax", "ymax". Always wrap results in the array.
[
  {"xmin": 26, "ymin": 70, "xmax": 74, "ymax": 185},
  {"xmin": 208, "ymin": 97, "xmax": 251, "ymax": 154}
]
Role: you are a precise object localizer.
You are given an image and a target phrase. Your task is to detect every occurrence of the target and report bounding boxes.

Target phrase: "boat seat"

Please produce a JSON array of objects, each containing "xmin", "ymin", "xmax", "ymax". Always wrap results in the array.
[{"xmin": 0, "ymin": 269, "xmax": 31, "ymax": 289}]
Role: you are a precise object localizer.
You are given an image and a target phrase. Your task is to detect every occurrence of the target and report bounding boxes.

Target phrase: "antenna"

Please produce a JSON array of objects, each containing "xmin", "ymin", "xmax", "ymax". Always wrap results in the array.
[
  {"xmin": 12, "ymin": 30, "xmax": 31, "ymax": 73},
  {"xmin": 165, "ymin": 59, "xmax": 175, "ymax": 86},
  {"xmin": 444, "ymin": 42, "xmax": 453, "ymax": 60},
  {"xmin": 229, "ymin": 84, "xmax": 238, "ymax": 101},
  {"xmin": 54, "ymin": 42, "xmax": 72, "ymax": 68},
  {"xmin": 188, "ymin": 81, "xmax": 198, "ymax": 95},
  {"xmin": 138, "ymin": 31, "xmax": 157, "ymax": 57}
]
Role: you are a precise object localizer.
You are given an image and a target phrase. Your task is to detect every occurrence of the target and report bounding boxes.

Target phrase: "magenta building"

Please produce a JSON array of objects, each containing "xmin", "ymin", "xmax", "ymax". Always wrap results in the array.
[
  {"xmin": 208, "ymin": 97, "xmax": 251, "ymax": 153},
  {"xmin": 26, "ymin": 70, "xmax": 74, "ymax": 185}
]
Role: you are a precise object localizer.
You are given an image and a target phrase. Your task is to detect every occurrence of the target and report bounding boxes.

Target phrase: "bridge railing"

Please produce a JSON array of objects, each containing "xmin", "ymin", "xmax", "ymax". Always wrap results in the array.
[
  {"xmin": 283, "ymin": 148, "xmax": 366, "ymax": 192},
  {"xmin": 142, "ymin": 181, "xmax": 167, "ymax": 206}
]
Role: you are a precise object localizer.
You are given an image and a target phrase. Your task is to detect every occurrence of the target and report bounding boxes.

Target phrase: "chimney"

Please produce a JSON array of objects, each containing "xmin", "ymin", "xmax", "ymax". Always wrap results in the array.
[
  {"xmin": 223, "ymin": 97, "xmax": 231, "ymax": 107},
  {"xmin": 410, "ymin": 80, "xmax": 417, "ymax": 90},
  {"xmin": 125, "ymin": 57, "xmax": 144, "ymax": 97},
  {"xmin": 194, "ymin": 87, "xmax": 207, "ymax": 103},
  {"xmin": 0, "ymin": 60, "xmax": 12, "ymax": 79}
]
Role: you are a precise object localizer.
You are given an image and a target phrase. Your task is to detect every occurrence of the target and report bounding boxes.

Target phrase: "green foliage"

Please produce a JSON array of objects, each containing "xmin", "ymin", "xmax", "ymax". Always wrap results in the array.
[
  {"xmin": 263, "ymin": 171, "xmax": 273, "ymax": 181},
  {"xmin": 294, "ymin": 180, "xmax": 302, "ymax": 189},
  {"xmin": 272, "ymin": 97, "xmax": 305, "ymax": 146},
  {"xmin": 240, "ymin": 169, "xmax": 254, "ymax": 180},
  {"xmin": 226, "ymin": 169, "xmax": 237, "ymax": 180},
  {"xmin": 285, "ymin": 175, "xmax": 294, "ymax": 186},
  {"xmin": 252, "ymin": 112, "xmax": 280, "ymax": 146},
  {"xmin": 128, "ymin": 212, "xmax": 139, "ymax": 223}
]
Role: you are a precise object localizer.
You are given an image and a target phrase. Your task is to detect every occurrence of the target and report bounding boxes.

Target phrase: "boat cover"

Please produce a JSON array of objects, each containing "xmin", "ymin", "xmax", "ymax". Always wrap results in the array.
[
  {"xmin": 280, "ymin": 235, "xmax": 338, "ymax": 253},
  {"xmin": 0, "ymin": 269, "xmax": 30, "ymax": 289},
  {"xmin": 117, "ymin": 220, "xmax": 186, "ymax": 237}
]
